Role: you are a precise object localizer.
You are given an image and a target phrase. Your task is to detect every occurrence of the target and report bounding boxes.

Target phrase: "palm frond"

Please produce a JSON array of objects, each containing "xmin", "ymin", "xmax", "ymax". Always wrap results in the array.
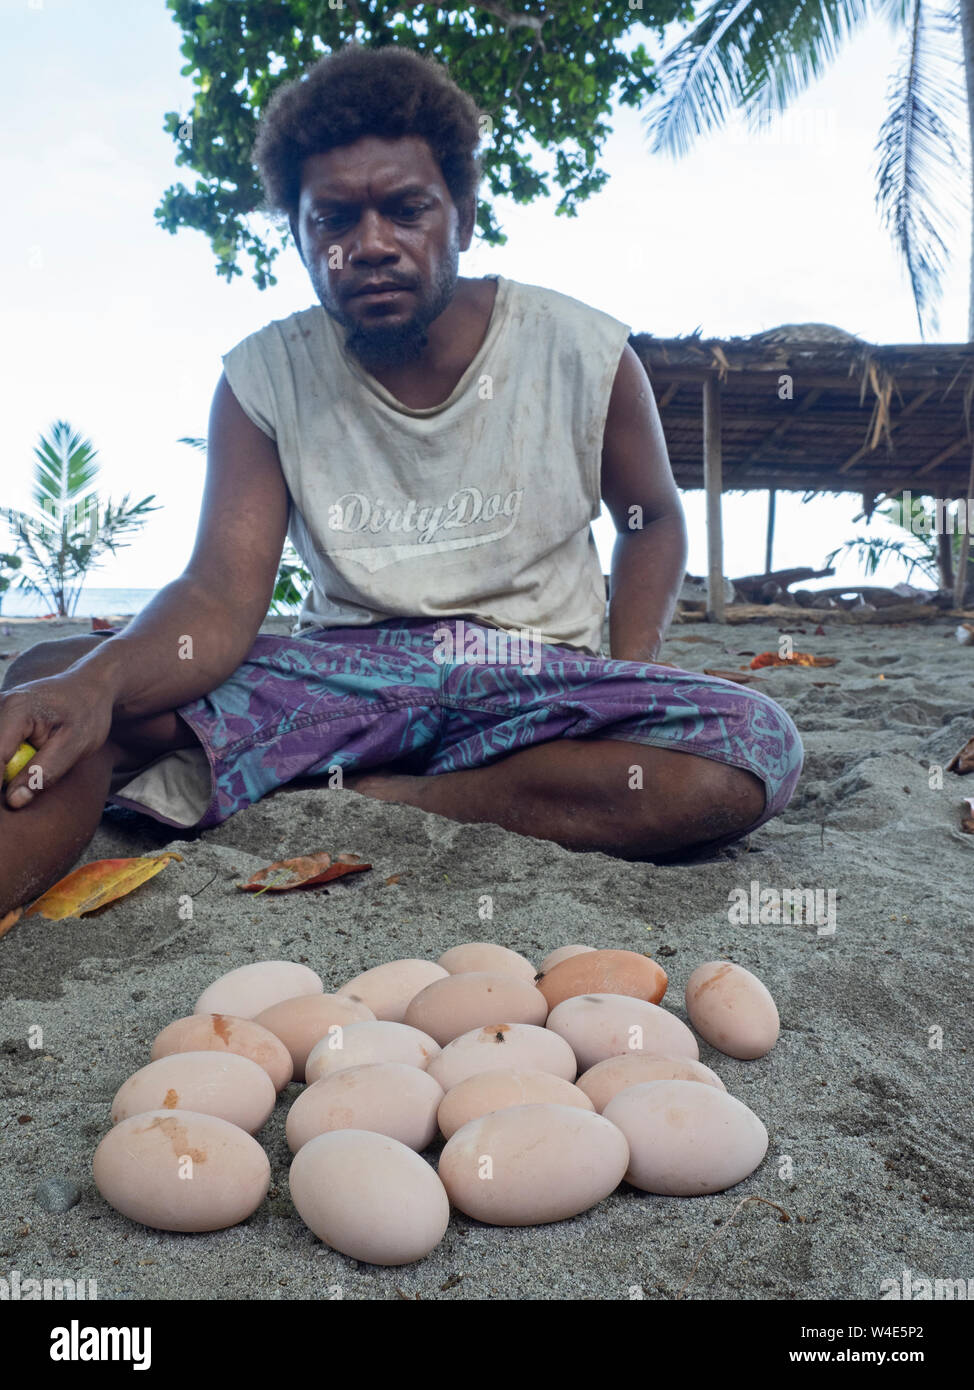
[
  {"xmin": 643, "ymin": 0, "xmax": 870, "ymax": 157},
  {"xmin": 874, "ymin": 0, "xmax": 966, "ymax": 338},
  {"xmin": 30, "ymin": 420, "xmax": 100, "ymax": 519},
  {"xmin": 177, "ymin": 436, "xmax": 208, "ymax": 453}
]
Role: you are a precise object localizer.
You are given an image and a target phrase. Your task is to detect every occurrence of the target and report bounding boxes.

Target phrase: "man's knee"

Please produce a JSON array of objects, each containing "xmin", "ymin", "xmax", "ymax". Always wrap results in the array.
[
  {"xmin": 624, "ymin": 755, "xmax": 766, "ymax": 858},
  {"xmin": 1, "ymin": 632, "xmax": 113, "ymax": 689}
]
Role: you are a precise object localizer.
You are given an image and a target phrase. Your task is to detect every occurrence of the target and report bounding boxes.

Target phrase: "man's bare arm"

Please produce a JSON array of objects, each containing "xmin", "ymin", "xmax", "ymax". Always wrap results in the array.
[
  {"xmin": 73, "ymin": 374, "xmax": 290, "ymax": 719},
  {"xmin": 599, "ymin": 344, "xmax": 687, "ymax": 663}
]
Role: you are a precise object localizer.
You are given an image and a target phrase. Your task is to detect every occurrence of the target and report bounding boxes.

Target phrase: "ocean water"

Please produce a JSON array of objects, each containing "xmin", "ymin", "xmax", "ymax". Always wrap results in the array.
[{"xmin": 0, "ymin": 587, "xmax": 159, "ymax": 618}]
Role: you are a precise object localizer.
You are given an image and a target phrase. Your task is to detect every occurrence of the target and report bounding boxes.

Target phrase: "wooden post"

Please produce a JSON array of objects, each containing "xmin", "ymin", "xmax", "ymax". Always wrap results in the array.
[
  {"xmin": 953, "ymin": 441, "xmax": 974, "ymax": 609},
  {"xmin": 765, "ymin": 488, "xmax": 776, "ymax": 573},
  {"xmin": 703, "ymin": 375, "xmax": 725, "ymax": 622}
]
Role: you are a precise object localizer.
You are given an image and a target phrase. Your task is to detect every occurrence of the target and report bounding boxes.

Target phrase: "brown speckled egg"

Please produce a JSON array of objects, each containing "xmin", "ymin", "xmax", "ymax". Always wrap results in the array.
[
  {"xmin": 438, "ymin": 1104, "xmax": 629, "ymax": 1225},
  {"xmin": 286, "ymin": 1062, "xmax": 444, "ymax": 1153},
  {"xmin": 150, "ymin": 1013, "xmax": 294, "ymax": 1091},
  {"xmin": 254, "ymin": 993, "xmax": 375, "ymax": 1082},
  {"xmin": 336, "ymin": 958, "xmax": 448, "ymax": 1023},
  {"xmin": 427, "ymin": 1022, "xmax": 577, "ymax": 1090},
  {"xmin": 289, "ymin": 1130, "xmax": 449, "ymax": 1265},
  {"xmin": 404, "ymin": 972, "xmax": 547, "ymax": 1047},
  {"xmin": 110, "ymin": 1052, "xmax": 276, "ymax": 1134},
  {"xmin": 93, "ymin": 1110, "xmax": 270, "ymax": 1231},
  {"xmin": 685, "ymin": 961, "xmax": 780, "ymax": 1059},
  {"xmin": 546, "ymin": 993, "xmax": 698, "ymax": 1071},
  {"xmin": 538, "ymin": 945, "xmax": 595, "ymax": 974},
  {"xmin": 438, "ymin": 1068, "xmax": 594, "ymax": 1139},
  {"xmin": 538, "ymin": 948, "xmax": 668, "ymax": 1011},
  {"xmin": 305, "ymin": 1020, "xmax": 440, "ymax": 1084},
  {"xmin": 576, "ymin": 1054, "xmax": 726, "ymax": 1112},
  {"xmin": 194, "ymin": 961, "xmax": 323, "ymax": 1019},
  {"xmin": 436, "ymin": 942, "xmax": 536, "ymax": 981},
  {"xmin": 603, "ymin": 1080, "xmax": 768, "ymax": 1194}
]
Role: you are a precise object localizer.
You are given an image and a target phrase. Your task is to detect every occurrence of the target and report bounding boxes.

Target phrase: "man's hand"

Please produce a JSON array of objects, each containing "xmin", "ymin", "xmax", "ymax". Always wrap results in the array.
[
  {"xmin": 0, "ymin": 672, "xmax": 115, "ymax": 808},
  {"xmin": 600, "ymin": 344, "xmax": 687, "ymax": 664}
]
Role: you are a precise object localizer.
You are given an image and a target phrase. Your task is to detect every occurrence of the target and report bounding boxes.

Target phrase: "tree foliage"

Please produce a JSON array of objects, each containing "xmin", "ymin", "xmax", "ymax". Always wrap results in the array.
[
  {"xmin": 156, "ymin": 0, "xmax": 691, "ymax": 288},
  {"xmin": 5, "ymin": 422, "xmax": 158, "ymax": 617},
  {"xmin": 642, "ymin": 0, "xmax": 967, "ymax": 338}
]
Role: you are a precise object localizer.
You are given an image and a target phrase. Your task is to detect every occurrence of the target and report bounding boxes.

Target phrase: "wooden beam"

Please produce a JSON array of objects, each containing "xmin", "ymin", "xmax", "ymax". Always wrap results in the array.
[
  {"xmin": 953, "ymin": 441, "xmax": 974, "ymax": 607},
  {"xmin": 643, "ymin": 368, "xmax": 969, "ymax": 393},
  {"xmin": 657, "ymin": 381, "xmax": 680, "ymax": 408},
  {"xmin": 764, "ymin": 489, "xmax": 776, "ymax": 572},
  {"xmin": 703, "ymin": 376, "xmax": 725, "ymax": 622},
  {"xmin": 749, "ymin": 387, "xmax": 823, "ymax": 462},
  {"xmin": 837, "ymin": 386, "xmax": 937, "ymax": 472},
  {"xmin": 916, "ymin": 434, "xmax": 970, "ymax": 475}
]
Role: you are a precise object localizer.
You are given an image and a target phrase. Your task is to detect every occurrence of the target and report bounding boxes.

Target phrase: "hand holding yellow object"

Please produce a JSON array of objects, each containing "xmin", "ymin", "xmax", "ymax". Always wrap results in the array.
[{"xmin": 3, "ymin": 742, "xmax": 37, "ymax": 785}]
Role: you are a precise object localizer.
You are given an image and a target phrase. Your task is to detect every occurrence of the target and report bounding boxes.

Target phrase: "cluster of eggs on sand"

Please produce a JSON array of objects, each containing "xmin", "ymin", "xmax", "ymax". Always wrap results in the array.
[{"xmin": 93, "ymin": 945, "xmax": 780, "ymax": 1266}]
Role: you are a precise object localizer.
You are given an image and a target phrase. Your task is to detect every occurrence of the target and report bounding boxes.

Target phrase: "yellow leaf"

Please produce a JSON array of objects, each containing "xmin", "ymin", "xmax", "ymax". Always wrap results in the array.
[{"xmin": 25, "ymin": 854, "xmax": 183, "ymax": 920}]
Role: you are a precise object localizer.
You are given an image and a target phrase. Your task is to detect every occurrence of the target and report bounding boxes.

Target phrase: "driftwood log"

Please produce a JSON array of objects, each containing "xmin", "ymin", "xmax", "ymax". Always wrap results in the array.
[{"xmin": 730, "ymin": 566, "xmax": 836, "ymax": 599}]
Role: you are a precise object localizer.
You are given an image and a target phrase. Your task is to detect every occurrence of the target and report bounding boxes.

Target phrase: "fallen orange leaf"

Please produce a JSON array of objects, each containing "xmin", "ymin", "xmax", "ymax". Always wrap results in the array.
[
  {"xmin": 0, "ymin": 907, "xmax": 22, "ymax": 939},
  {"xmin": 750, "ymin": 651, "xmax": 838, "ymax": 669},
  {"xmin": 25, "ymin": 853, "xmax": 184, "ymax": 920},
  {"xmin": 237, "ymin": 851, "xmax": 371, "ymax": 893}
]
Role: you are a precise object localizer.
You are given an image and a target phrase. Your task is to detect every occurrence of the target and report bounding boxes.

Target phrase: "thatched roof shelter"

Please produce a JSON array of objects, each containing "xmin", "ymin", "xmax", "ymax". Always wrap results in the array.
[{"xmin": 629, "ymin": 325, "xmax": 974, "ymax": 617}]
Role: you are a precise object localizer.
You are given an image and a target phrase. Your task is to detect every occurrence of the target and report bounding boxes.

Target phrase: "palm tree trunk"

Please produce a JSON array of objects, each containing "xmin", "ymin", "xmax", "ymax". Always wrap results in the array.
[{"xmin": 963, "ymin": 0, "xmax": 974, "ymax": 341}]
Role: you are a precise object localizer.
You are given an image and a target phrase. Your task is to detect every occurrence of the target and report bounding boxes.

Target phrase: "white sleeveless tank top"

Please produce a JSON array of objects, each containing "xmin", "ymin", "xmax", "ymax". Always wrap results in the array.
[{"xmin": 221, "ymin": 274, "xmax": 630, "ymax": 654}]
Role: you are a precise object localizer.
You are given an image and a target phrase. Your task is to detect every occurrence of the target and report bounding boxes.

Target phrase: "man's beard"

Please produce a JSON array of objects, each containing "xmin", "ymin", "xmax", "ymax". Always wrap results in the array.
[{"xmin": 319, "ymin": 245, "xmax": 459, "ymax": 373}]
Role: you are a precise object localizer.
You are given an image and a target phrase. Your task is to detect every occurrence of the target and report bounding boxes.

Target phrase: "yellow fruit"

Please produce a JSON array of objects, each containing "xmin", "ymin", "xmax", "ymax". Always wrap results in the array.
[{"xmin": 3, "ymin": 742, "xmax": 37, "ymax": 785}]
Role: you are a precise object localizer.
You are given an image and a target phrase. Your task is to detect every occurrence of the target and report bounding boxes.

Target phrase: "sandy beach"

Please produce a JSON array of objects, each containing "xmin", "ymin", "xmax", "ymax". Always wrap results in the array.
[{"xmin": 1, "ymin": 611, "xmax": 971, "ymax": 1301}]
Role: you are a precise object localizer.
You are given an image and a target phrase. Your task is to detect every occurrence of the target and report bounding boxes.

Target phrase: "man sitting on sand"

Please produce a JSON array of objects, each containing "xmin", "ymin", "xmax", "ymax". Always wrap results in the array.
[{"xmin": 0, "ymin": 47, "xmax": 802, "ymax": 916}]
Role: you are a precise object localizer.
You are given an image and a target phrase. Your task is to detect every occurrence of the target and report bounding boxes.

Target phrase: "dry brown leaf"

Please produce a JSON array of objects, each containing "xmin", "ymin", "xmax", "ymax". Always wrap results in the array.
[
  {"xmin": 947, "ymin": 737, "xmax": 974, "ymax": 775},
  {"xmin": 237, "ymin": 851, "xmax": 371, "ymax": 893},
  {"xmin": 750, "ymin": 651, "xmax": 838, "ymax": 669}
]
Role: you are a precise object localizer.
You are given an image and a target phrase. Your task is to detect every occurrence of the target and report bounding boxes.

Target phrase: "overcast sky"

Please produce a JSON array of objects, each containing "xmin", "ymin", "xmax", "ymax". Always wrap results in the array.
[{"xmin": 1, "ymin": 1, "xmax": 969, "ymax": 605}]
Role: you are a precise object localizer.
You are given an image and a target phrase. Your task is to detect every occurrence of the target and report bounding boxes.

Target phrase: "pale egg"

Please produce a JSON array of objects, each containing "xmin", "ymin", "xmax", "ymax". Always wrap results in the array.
[
  {"xmin": 289, "ymin": 1130, "xmax": 450, "ymax": 1265},
  {"xmin": 538, "ymin": 948, "xmax": 668, "ymax": 1011},
  {"xmin": 250, "ymin": 989, "xmax": 372, "ymax": 1084},
  {"xmin": 438, "ymin": 1069, "xmax": 594, "ymax": 1139},
  {"xmin": 404, "ymin": 972, "xmax": 547, "ymax": 1046},
  {"xmin": 538, "ymin": 945, "xmax": 595, "ymax": 974},
  {"xmin": 110, "ymin": 1052, "xmax": 276, "ymax": 1134},
  {"xmin": 194, "ymin": 961, "xmax": 323, "ymax": 1019},
  {"xmin": 603, "ymin": 1080, "xmax": 769, "ymax": 1194},
  {"xmin": 436, "ymin": 942, "xmax": 536, "ymax": 981},
  {"xmin": 685, "ymin": 961, "xmax": 780, "ymax": 1059},
  {"xmin": 305, "ymin": 1020, "xmax": 441, "ymax": 1084},
  {"xmin": 254, "ymin": 993, "xmax": 375, "ymax": 1082},
  {"xmin": 546, "ymin": 993, "xmax": 699, "ymax": 1071},
  {"xmin": 93, "ymin": 1110, "xmax": 270, "ymax": 1231},
  {"xmin": 576, "ymin": 1054, "xmax": 726, "ymax": 1111},
  {"xmin": 286, "ymin": 1062, "xmax": 444, "ymax": 1153},
  {"xmin": 336, "ymin": 958, "xmax": 448, "ymax": 1023},
  {"xmin": 438, "ymin": 1104, "xmax": 629, "ymax": 1225},
  {"xmin": 150, "ymin": 1013, "xmax": 294, "ymax": 1091},
  {"xmin": 427, "ymin": 1022, "xmax": 577, "ymax": 1091}
]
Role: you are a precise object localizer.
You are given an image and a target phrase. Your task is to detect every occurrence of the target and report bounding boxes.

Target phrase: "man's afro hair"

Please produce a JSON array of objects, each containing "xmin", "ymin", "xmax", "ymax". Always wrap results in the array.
[{"xmin": 252, "ymin": 45, "xmax": 484, "ymax": 225}]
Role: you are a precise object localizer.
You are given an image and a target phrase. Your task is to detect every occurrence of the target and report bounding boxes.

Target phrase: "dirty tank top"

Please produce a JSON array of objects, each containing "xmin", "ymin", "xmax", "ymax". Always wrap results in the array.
[{"xmin": 221, "ymin": 274, "xmax": 631, "ymax": 654}]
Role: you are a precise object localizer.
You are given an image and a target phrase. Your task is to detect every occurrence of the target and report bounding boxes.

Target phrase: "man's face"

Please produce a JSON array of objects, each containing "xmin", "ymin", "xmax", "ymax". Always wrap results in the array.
[{"xmin": 292, "ymin": 136, "xmax": 474, "ymax": 371}]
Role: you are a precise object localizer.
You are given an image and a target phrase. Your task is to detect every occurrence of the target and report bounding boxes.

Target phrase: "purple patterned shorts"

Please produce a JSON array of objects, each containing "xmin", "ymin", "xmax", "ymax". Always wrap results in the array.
[{"xmin": 107, "ymin": 616, "xmax": 803, "ymax": 838}]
